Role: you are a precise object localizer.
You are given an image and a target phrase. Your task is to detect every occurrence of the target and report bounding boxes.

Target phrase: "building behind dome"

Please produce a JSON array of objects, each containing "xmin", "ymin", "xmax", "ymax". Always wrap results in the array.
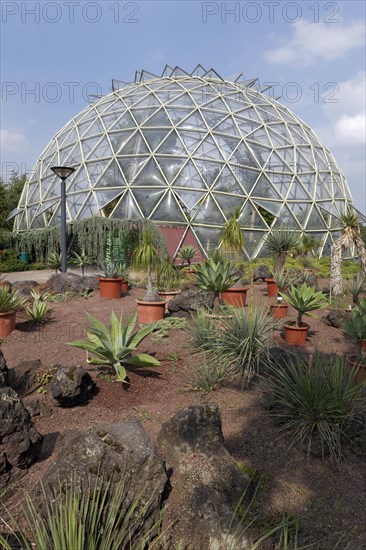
[{"xmin": 12, "ymin": 65, "xmax": 354, "ymax": 259}]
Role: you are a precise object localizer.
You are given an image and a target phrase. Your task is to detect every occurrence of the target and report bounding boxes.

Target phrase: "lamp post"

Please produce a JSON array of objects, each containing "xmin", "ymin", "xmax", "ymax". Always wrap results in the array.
[{"xmin": 50, "ymin": 166, "xmax": 75, "ymax": 273}]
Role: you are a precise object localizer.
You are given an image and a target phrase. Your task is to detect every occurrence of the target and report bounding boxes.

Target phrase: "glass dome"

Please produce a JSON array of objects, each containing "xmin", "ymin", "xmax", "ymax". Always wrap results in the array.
[{"xmin": 14, "ymin": 65, "xmax": 354, "ymax": 258}]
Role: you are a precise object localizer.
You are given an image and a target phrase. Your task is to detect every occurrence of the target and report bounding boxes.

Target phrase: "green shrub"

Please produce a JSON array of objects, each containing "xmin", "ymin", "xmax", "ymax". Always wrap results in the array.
[{"xmin": 264, "ymin": 353, "xmax": 365, "ymax": 468}]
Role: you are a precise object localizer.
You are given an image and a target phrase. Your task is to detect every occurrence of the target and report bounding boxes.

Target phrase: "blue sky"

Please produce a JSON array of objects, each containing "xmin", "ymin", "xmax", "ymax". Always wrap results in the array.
[{"xmin": 1, "ymin": 0, "xmax": 365, "ymax": 213}]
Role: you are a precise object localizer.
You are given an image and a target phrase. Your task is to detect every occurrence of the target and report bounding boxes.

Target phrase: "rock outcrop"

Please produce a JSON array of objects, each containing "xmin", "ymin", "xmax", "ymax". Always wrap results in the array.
[{"xmin": 51, "ymin": 365, "xmax": 96, "ymax": 407}]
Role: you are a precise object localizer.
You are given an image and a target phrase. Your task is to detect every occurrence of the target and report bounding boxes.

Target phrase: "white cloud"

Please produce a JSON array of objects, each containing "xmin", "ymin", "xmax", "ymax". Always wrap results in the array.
[
  {"xmin": 0, "ymin": 129, "xmax": 28, "ymax": 152},
  {"xmin": 265, "ymin": 20, "xmax": 365, "ymax": 66},
  {"xmin": 334, "ymin": 114, "xmax": 365, "ymax": 145}
]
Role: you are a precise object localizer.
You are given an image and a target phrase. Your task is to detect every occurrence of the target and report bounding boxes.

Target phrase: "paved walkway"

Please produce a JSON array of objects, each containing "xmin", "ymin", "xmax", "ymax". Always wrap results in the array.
[{"xmin": 1, "ymin": 267, "xmax": 100, "ymax": 284}]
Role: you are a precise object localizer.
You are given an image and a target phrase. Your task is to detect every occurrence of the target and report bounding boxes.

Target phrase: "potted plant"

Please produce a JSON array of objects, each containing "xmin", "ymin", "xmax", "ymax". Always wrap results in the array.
[
  {"xmin": 343, "ymin": 298, "xmax": 366, "ymax": 357},
  {"xmin": 265, "ymin": 228, "xmax": 301, "ymax": 296},
  {"xmin": 0, "ymin": 286, "xmax": 25, "ymax": 338},
  {"xmin": 157, "ymin": 254, "xmax": 182, "ymax": 312},
  {"xmin": 280, "ymin": 283, "xmax": 327, "ymax": 346},
  {"xmin": 269, "ymin": 268, "xmax": 296, "ymax": 319},
  {"xmin": 132, "ymin": 228, "xmax": 166, "ymax": 323},
  {"xmin": 344, "ymin": 273, "xmax": 366, "ymax": 306},
  {"xmin": 178, "ymin": 245, "xmax": 198, "ymax": 277},
  {"xmin": 193, "ymin": 252, "xmax": 239, "ymax": 313},
  {"xmin": 98, "ymin": 260, "xmax": 126, "ymax": 299}
]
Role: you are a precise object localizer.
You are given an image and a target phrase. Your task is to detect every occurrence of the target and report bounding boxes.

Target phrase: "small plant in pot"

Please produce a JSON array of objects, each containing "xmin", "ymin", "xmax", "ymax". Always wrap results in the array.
[
  {"xmin": 157, "ymin": 254, "xmax": 182, "ymax": 312},
  {"xmin": 269, "ymin": 268, "xmax": 297, "ymax": 319},
  {"xmin": 132, "ymin": 228, "xmax": 166, "ymax": 323},
  {"xmin": 0, "ymin": 286, "xmax": 25, "ymax": 338},
  {"xmin": 265, "ymin": 228, "xmax": 301, "ymax": 296},
  {"xmin": 343, "ymin": 298, "xmax": 366, "ymax": 363},
  {"xmin": 98, "ymin": 260, "xmax": 127, "ymax": 300},
  {"xmin": 193, "ymin": 251, "xmax": 239, "ymax": 313},
  {"xmin": 280, "ymin": 283, "xmax": 327, "ymax": 346},
  {"xmin": 178, "ymin": 245, "xmax": 197, "ymax": 268}
]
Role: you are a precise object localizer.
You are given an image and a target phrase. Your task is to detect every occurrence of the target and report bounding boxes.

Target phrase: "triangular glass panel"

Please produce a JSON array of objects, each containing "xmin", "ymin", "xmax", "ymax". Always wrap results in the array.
[
  {"xmin": 82, "ymin": 118, "xmax": 105, "ymax": 138},
  {"xmin": 173, "ymin": 160, "xmax": 206, "ymax": 190},
  {"xmin": 192, "ymin": 226, "xmax": 220, "ymax": 254},
  {"xmin": 41, "ymin": 175, "xmax": 59, "ymax": 200},
  {"xmin": 234, "ymin": 116, "xmax": 259, "ymax": 136},
  {"xmin": 296, "ymin": 150, "xmax": 315, "ymax": 172},
  {"xmin": 287, "ymin": 125, "xmax": 307, "ymax": 146},
  {"xmin": 108, "ymin": 130, "xmax": 135, "ymax": 154},
  {"xmin": 97, "ymin": 160, "xmax": 125, "ymax": 188},
  {"xmin": 142, "ymin": 108, "xmax": 171, "ymax": 127},
  {"xmin": 315, "ymin": 176, "xmax": 332, "ymax": 200},
  {"xmin": 165, "ymin": 92, "xmax": 194, "ymax": 107},
  {"xmin": 132, "ymin": 158, "xmax": 166, "ymax": 186},
  {"xmin": 194, "ymin": 135, "xmax": 223, "ymax": 161},
  {"xmin": 155, "ymin": 157, "xmax": 186, "ymax": 184},
  {"xmin": 238, "ymin": 201, "xmax": 267, "ymax": 229},
  {"xmin": 174, "ymin": 189, "xmax": 206, "ymax": 212},
  {"xmin": 270, "ymin": 173, "xmax": 294, "ymax": 198},
  {"xmin": 142, "ymin": 128, "xmax": 171, "ymax": 151},
  {"xmin": 191, "ymin": 195, "xmax": 225, "ymax": 224},
  {"xmin": 133, "ymin": 93, "xmax": 162, "ymax": 108},
  {"xmin": 84, "ymin": 136, "xmax": 112, "ymax": 160},
  {"xmin": 94, "ymin": 189, "xmax": 124, "ymax": 209},
  {"xmin": 58, "ymin": 126, "xmax": 77, "ymax": 147},
  {"xmin": 225, "ymin": 97, "xmax": 246, "ymax": 113},
  {"xmin": 256, "ymin": 106, "xmax": 280, "ymax": 124},
  {"xmin": 192, "ymin": 160, "xmax": 221, "ymax": 188},
  {"xmin": 267, "ymin": 128, "xmax": 290, "ymax": 147},
  {"xmin": 200, "ymin": 109, "xmax": 224, "ymax": 128},
  {"xmin": 130, "ymin": 107, "xmax": 157, "ymax": 125},
  {"xmin": 65, "ymin": 142, "xmax": 83, "ymax": 165},
  {"xmin": 290, "ymin": 202, "xmax": 312, "ymax": 226},
  {"xmin": 236, "ymin": 107, "xmax": 261, "ymax": 121},
  {"xmin": 117, "ymin": 131, "xmax": 149, "ymax": 155},
  {"xmin": 298, "ymin": 173, "xmax": 315, "ymax": 198},
  {"xmin": 247, "ymin": 126, "xmax": 271, "ymax": 146},
  {"xmin": 252, "ymin": 199, "xmax": 282, "ymax": 218},
  {"xmin": 213, "ymin": 135, "xmax": 240, "ymax": 161},
  {"xmin": 78, "ymin": 193, "xmax": 102, "ymax": 219},
  {"xmin": 177, "ymin": 130, "xmax": 205, "ymax": 154},
  {"xmin": 77, "ymin": 118, "xmax": 96, "ymax": 138},
  {"xmin": 165, "ymin": 106, "xmax": 192, "ymax": 124},
  {"xmin": 27, "ymin": 182, "xmax": 40, "ymax": 204},
  {"xmin": 204, "ymin": 97, "xmax": 228, "ymax": 112},
  {"xmin": 67, "ymin": 192, "xmax": 89, "ymax": 219},
  {"xmin": 110, "ymin": 191, "xmax": 142, "ymax": 220},
  {"xmin": 274, "ymin": 205, "xmax": 301, "ymax": 229},
  {"xmin": 286, "ymin": 179, "xmax": 312, "ymax": 200},
  {"xmin": 212, "ymin": 116, "xmax": 240, "ymax": 136},
  {"xmin": 234, "ymin": 142, "xmax": 263, "ymax": 168},
  {"xmin": 277, "ymin": 147, "xmax": 294, "ymax": 167},
  {"xmin": 244, "ymin": 230, "xmax": 266, "ymax": 260},
  {"xmin": 57, "ymin": 144, "xmax": 74, "ymax": 164},
  {"xmin": 131, "ymin": 189, "xmax": 166, "ymax": 217},
  {"xmin": 213, "ymin": 166, "xmax": 245, "ymax": 195},
  {"xmin": 118, "ymin": 157, "xmax": 148, "ymax": 183},
  {"xmin": 236, "ymin": 167, "xmax": 260, "ymax": 193},
  {"xmin": 86, "ymin": 160, "xmax": 109, "ymax": 185},
  {"xmin": 156, "ymin": 130, "xmax": 187, "ymax": 155},
  {"xmin": 178, "ymin": 110, "xmax": 208, "ymax": 130},
  {"xmin": 109, "ymin": 111, "xmax": 135, "ymax": 131},
  {"xmin": 81, "ymin": 136, "xmax": 103, "ymax": 157},
  {"xmin": 95, "ymin": 96, "xmax": 119, "ymax": 114},
  {"xmin": 305, "ymin": 206, "xmax": 327, "ymax": 230},
  {"xmin": 266, "ymin": 151, "xmax": 293, "ymax": 174},
  {"xmin": 213, "ymin": 193, "xmax": 245, "ymax": 218},
  {"xmin": 318, "ymin": 200, "xmax": 340, "ymax": 217},
  {"xmin": 251, "ymin": 176, "xmax": 281, "ymax": 200},
  {"xmin": 67, "ymin": 167, "xmax": 91, "ymax": 193},
  {"xmin": 150, "ymin": 192, "xmax": 186, "ymax": 222}
]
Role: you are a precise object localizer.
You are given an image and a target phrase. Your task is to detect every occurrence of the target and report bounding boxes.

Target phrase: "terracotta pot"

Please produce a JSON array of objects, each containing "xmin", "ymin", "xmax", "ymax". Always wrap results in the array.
[
  {"xmin": 121, "ymin": 280, "xmax": 129, "ymax": 295},
  {"xmin": 98, "ymin": 278, "xmax": 123, "ymax": 299},
  {"xmin": 265, "ymin": 278, "xmax": 278, "ymax": 298},
  {"xmin": 220, "ymin": 287, "xmax": 249, "ymax": 308},
  {"xmin": 345, "ymin": 355, "xmax": 366, "ymax": 383},
  {"xmin": 0, "ymin": 281, "xmax": 11, "ymax": 289},
  {"xmin": 0, "ymin": 311, "xmax": 16, "ymax": 339},
  {"xmin": 284, "ymin": 322, "xmax": 309, "ymax": 346},
  {"xmin": 158, "ymin": 290, "xmax": 181, "ymax": 312},
  {"xmin": 136, "ymin": 299, "xmax": 167, "ymax": 323},
  {"xmin": 270, "ymin": 303, "xmax": 288, "ymax": 319}
]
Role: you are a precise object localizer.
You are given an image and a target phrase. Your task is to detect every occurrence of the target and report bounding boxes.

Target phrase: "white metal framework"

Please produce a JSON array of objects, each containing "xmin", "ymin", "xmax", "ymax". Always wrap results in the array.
[{"xmin": 13, "ymin": 65, "xmax": 354, "ymax": 258}]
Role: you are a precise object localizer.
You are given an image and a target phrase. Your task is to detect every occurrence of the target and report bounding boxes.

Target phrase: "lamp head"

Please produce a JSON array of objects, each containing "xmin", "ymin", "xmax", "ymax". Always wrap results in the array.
[{"xmin": 51, "ymin": 166, "xmax": 75, "ymax": 180}]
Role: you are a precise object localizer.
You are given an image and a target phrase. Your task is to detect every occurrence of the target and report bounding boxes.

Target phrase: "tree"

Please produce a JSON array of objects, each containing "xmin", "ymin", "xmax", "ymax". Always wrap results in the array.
[
  {"xmin": 0, "ymin": 173, "xmax": 26, "ymax": 231},
  {"xmin": 331, "ymin": 210, "xmax": 366, "ymax": 295}
]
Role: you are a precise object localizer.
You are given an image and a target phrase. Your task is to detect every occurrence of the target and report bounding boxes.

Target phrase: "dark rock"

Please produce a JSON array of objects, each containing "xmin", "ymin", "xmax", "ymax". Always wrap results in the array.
[
  {"xmin": 47, "ymin": 273, "xmax": 99, "ymax": 294},
  {"xmin": 253, "ymin": 264, "xmax": 271, "ymax": 281},
  {"xmin": 0, "ymin": 387, "xmax": 43, "ymax": 479},
  {"xmin": 0, "ymin": 350, "xmax": 9, "ymax": 387},
  {"xmin": 325, "ymin": 308, "xmax": 348, "ymax": 328},
  {"xmin": 51, "ymin": 365, "xmax": 96, "ymax": 407},
  {"xmin": 8, "ymin": 359, "xmax": 40, "ymax": 395},
  {"xmin": 33, "ymin": 421, "xmax": 167, "ymax": 545},
  {"xmin": 167, "ymin": 287, "xmax": 215, "ymax": 317},
  {"xmin": 24, "ymin": 397, "xmax": 53, "ymax": 418},
  {"xmin": 12, "ymin": 280, "xmax": 38, "ymax": 298},
  {"xmin": 157, "ymin": 403, "xmax": 251, "ymax": 549}
]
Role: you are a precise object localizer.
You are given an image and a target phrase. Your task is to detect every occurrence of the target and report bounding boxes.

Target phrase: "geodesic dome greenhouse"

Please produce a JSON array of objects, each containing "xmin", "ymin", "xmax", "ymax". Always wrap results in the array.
[{"xmin": 12, "ymin": 65, "xmax": 354, "ymax": 259}]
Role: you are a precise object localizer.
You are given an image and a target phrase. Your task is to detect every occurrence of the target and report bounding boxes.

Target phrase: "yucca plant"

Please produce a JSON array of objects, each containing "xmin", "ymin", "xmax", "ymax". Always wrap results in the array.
[
  {"xmin": 193, "ymin": 254, "xmax": 239, "ymax": 311},
  {"xmin": 0, "ymin": 286, "xmax": 24, "ymax": 313},
  {"xmin": 281, "ymin": 283, "xmax": 327, "ymax": 327},
  {"xmin": 0, "ymin": 472, "xmax": 164, "ymax": 550},
  {"xmin": 67, "ymin": 311, "xmax": 159, "ymax": 383},
  {"xmin": 132, "ymin": 228, "xmax": 162, "ymax": 301},
  {"xmin": 264, "ymin": 353, "xmax": 365, "ymax": 467},
  {"xmin": 47, "ymin": 252, "xmax": 69, "ymax": 273},
  {"xmin": 71, "ymin": 250, "xmax": 93, "ymax": 277},
  {"xmin": 265, "ymin": 228, "xmax": 302, "ymax": 270},
  {"xmin": 99, "ymin": 260, "xmax": 127, "ymax": 279},
  {"xmin": 178, "ymin": 245, "xmax": 197, "ymax": 267},
  {"xmin": 344, "ymin": 272, "xmax": 366, "ymax": 305}
]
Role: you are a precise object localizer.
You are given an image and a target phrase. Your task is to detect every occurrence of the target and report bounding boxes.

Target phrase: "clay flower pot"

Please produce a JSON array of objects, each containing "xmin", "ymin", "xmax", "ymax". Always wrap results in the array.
[
  {"xmin": 284, "ymin": 322, "xmax": 309, "ymax": 346},
  {"xmin": 0, "ymin": 311, "xmax": 16, "ymax": 339},
  {"xmin": 220, "ymin": 287, "xmax": 249, "ymax": 308},
  {"xmin": 121, "ymin": 279, "xmax": 129, "ymax": 295},
  {"xmin": 270, "ymin": 303, "xmax": 288, "ymax": 319},
  {"xmin": 157, "ymin": 290, "xmax": 181, "ymax": 312},
  {"xmin": 98, "ymin": 278, "xmax": 123, "ymax": 299},
  {"xmin": 136, "ymin": 299, "xmax": 167, "ymax": 323},
  {"xmin": 345, "ymin": 355, "xmax": 366, "ymax": 383},
  {"xmin": 265, "ymin": 278, "xmax": 278, "ymax": 298}
]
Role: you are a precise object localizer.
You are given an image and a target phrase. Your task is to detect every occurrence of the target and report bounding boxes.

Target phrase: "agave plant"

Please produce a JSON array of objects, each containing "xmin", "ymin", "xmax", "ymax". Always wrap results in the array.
[
  {"xmin": 0, "ymin": 286, "xmax": 24, "ymax": 313},
  {"xmin": 344, "ymin": 272, "xmax": 366, "ymax": 305},
  {"xmin": 47, "ymin": 252, "xmax": 70, "ymax": 273},
  {"xmin": 67, "ymin": 311, "xmax": 160, "ymax": 383},
  {"xmin": 272, "ymin": 267, "xmax": 297, "ymax": 294},
  {"xmin": 343, "ymin": 303, "xmax": 366, "ymax": 356},
  {"xmin": 71, "ymin": 250, "xmax": 93, "ymax": 278},
  {"xmin": 193, "ymin": 255, "xmax": 239, "ymax": 310},
  {"xmin": 25, "ymin": 290, "xmax": 51, "ymax": 324},
  {"xmin": 99, "ymin": 260, "xmax": 127, "ymax": 279},
  {"xmin": 281, "ymin": 283, "xmax": 327, "ymax": 327},
  {"xmin": 178, "ymin": 245, "xmax": 197, "ymax": 267}
]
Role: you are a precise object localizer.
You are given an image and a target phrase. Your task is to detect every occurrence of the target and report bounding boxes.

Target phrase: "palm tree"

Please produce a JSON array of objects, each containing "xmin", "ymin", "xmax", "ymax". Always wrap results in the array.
[
  {"xmin": 331, "ymin": 210, "xmax": 366, "ymax": 295},
  {"xmin": 220, "ymin": 208, "xmax": 244, "ymax": 261}
]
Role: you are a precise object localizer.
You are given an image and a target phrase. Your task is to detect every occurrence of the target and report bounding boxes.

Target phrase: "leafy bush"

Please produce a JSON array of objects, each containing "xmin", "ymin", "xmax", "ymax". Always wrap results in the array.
[{"xmin": 264, "ymin": 353, "xmax": 365, "ymax": 468}]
